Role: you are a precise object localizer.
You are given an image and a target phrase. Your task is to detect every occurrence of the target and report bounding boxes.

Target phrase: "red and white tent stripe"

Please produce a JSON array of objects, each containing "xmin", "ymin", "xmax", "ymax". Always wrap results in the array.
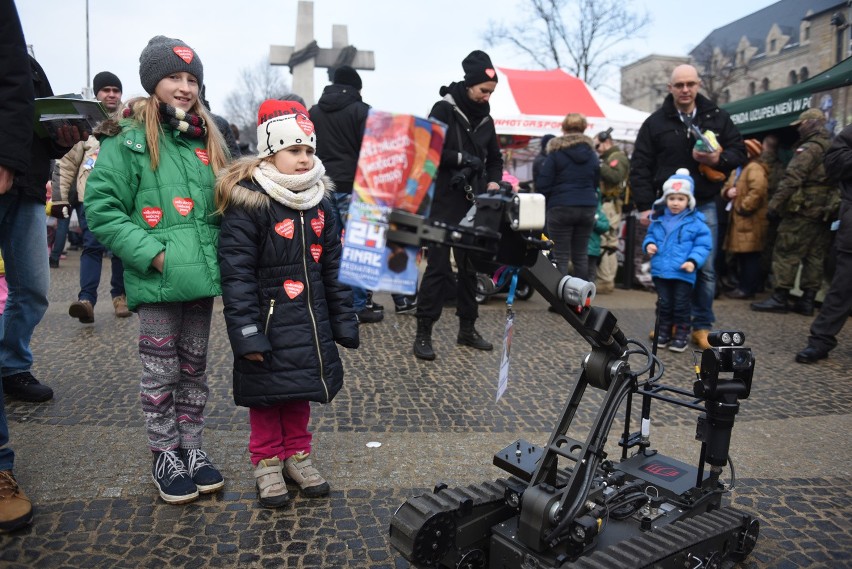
[{"xmin": 489, "ymin": 68, "xmax": 649, "ymax": 142}]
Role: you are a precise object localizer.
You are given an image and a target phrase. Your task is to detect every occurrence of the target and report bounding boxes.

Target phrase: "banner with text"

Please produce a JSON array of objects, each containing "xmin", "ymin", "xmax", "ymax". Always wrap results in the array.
[{"xmin": 339, "ymin": 110, "xmax": 446, "ymax": 295}]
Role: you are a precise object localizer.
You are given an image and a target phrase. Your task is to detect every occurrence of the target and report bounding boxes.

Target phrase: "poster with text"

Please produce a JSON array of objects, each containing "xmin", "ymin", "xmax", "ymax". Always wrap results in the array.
[{"xmin": 339, "ymin": 110, "xmax": 446, "ymax": 295}]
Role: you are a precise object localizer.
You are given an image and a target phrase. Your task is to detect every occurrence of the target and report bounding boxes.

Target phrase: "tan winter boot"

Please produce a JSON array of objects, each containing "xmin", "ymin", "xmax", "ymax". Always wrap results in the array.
[
  {"xmin": 284, "ymin": 452, "xmax": 330, "ymax": 498},
  {"xmin": 113, "ymin": 295, "xmax": 132, "ymax": 318},
  {"xmin": 254, "ymin": 457, "xmax": 291, "ymax": 508},
  {"xmin": 0, "ymin": 470, "xmax": 33, "ymax": 533}
]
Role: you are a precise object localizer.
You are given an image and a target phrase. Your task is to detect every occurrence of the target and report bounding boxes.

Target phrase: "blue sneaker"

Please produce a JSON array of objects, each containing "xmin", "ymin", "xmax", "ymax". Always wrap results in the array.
[
  {"xmin": 182, "ymin": 449, "xmax": 225, "ymax": 494},
  {"xmin": 152, "ymin": 450, "xmax": 198, "ymax": 504}
]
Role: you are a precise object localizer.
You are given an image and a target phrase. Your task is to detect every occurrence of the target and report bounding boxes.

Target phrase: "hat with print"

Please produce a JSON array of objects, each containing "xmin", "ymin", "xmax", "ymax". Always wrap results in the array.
[
  {"xmin": 93, "ymin": 71, "xmax": 122, "ymax": 95},
  {"xmin": 655, "ymin": 168, "xmax": 696, "ymax": 210},
  {"xmin": 791, "ymin": 108, "xmax": 824, "ymax": 125},
  {"xmin": 333, "ymin": 65, "xmax": 362, "ymax": 90},
  {"xmin": 139, "ymin": 35, "xmax": 204, "ymax": 95},
  {"xmin": 462, "ymin": 50, "xmax": 498, "ymax": 86},
  {"xmin": 256, "ymin": 99, "xmax": 315, "ymax": 157},
  {"xmin": 744, "ymin": 138, "xmax": 762, "ymax": 159}
]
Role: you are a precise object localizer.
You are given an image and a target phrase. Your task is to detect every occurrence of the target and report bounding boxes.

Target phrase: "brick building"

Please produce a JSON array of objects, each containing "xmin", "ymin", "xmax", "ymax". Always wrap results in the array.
[{"xmin": 621, "ymin": 0, "xmax": 851, "ymax": 112}]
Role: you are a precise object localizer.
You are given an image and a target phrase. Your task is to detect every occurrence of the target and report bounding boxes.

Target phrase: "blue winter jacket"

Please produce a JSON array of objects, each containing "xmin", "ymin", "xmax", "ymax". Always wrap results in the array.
[
  {"xmin": 537, "ymin": 132, "xmax": 600, "ymax": 208},
  {"xmin": 643, "ymin": 208, "xmax": 712, "ymax": 285}
]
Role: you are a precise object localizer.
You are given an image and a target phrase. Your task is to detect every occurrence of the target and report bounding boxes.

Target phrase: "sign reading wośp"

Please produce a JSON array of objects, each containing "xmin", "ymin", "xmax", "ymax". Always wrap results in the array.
[{"xmin": 338, "ymin": 110, "xmax": 446, "ymax": 295}]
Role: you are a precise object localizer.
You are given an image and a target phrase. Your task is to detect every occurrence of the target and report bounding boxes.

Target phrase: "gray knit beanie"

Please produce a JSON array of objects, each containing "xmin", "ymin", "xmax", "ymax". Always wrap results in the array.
[{"xmin": 138, "ymin": 35, "xmax": 204, "ymax": 95}]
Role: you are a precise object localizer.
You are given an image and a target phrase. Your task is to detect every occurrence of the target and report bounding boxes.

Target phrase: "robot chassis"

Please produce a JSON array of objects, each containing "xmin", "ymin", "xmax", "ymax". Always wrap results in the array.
[{"xmin": 386, "ymin": 186, "xmax": 760, "ymax": 569}]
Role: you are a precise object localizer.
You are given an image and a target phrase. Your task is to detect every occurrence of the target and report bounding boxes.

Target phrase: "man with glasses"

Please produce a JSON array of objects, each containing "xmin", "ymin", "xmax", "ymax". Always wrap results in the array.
[{"xmin": 630, "ymin": 64, "xmax": 746, "ymax": 349}]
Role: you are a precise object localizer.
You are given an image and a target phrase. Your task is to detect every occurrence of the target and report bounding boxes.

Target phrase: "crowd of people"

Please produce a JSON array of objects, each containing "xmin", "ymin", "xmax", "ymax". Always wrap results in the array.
[{"xmin": 1, "ymin": 0, "xmax": 849, "ymax": 539}]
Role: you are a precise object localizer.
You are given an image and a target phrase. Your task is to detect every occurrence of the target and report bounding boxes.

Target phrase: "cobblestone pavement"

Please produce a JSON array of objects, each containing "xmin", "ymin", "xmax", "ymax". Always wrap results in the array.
[{"xmin": 1, "ymin": 251, "xmax": 849, "ymax": 568}]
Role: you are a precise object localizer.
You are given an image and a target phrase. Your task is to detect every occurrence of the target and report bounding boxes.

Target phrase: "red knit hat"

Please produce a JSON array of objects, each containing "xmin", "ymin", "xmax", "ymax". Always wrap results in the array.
[{"xmin": 256, "ymin": 99, "xmax": 315, "ymax": 157}]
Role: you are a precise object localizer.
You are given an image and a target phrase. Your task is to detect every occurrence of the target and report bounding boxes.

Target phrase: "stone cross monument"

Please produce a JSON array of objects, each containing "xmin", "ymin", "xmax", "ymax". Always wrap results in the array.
[{"xmin": 269, "ymin": 0, "xmax": 375, "ymax": 105}]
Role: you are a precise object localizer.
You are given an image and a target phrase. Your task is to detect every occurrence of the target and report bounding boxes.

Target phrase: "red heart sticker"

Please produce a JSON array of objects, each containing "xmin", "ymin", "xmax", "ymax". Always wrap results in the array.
[
  {"xmin": 672, "ymin": 182, "xmax": 682, "ymax": 190},
  {"xmin": 173, "ymin": 46, "xmax": 194, "ymax": 64},
  {"xmin": 609, "ymin": 159, "xmax": 619, "ymax": 168},
  {"xmin": 310, "ymin": 244, "xmax": 322, "ymax": 262},
  {"xmin": 296, "ymin": 114, "xmax": 314, "ymax": 136},
  {"xmin": 142, "ymin": 207, "xmax": 163, "ymax": 228},
  {"xmin": 485, "ymin": 68, "xmax": 496, "ymax": 79},
  {"xmin": 195, "ymin": 148, "xmax": 209, "ymax": 165},
  {"xmin": 310, "ymin": 216, "xmax": 324, "ymax": 237},
  {"xmin": 275, "ymin": 219, "xmax": 295, "ymax": 239},
  {"xmin": 173, "ymin": 197, "xmax": 194, "ymax": 216},
  {"xmin": 283, "ymin": 279, "xmax": 304, "ymax": 299}
]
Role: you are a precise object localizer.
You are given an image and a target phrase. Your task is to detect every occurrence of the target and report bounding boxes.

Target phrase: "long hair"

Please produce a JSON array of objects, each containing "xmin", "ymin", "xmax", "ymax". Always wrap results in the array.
[
  {"xmin": 214, "ymin": 155, "xmax": 270, "ymax": 214},
  {"xmin": 130, "ymin": 95, "xmax": 228, "ymax": 172}
]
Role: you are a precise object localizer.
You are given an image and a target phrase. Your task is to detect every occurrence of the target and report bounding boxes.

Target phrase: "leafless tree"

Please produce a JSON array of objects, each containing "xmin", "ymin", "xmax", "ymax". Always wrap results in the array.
[
  {"xmin": 485, "ymin": 0, "xmax": 650, "ymax": 89},
  {"xmin": 223, "ymin": 57, "xmax": 291, "ymax": 148},
  {"xmin": 690, "ymin": 44, "xmax": 739, "ymax": 105}
]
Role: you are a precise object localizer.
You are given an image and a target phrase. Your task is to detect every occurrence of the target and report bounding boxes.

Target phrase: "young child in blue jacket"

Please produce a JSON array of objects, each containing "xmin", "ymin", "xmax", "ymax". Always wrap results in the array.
[{"xmin": 643, "ymin": 169, "xmax": 712, "ymax": 352}]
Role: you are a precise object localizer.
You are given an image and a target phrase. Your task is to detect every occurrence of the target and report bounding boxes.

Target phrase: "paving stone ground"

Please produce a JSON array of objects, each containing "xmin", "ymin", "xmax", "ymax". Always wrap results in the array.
[{"xmin": 1, "ymin": 251, "xmax": 849, "ymax": 568}]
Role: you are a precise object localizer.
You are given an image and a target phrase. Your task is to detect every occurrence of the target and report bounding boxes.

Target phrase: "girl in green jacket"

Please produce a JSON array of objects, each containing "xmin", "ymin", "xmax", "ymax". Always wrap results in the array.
[{"xmin": 85, "ymin": 36, "xmax": 229, "ymax": 505}]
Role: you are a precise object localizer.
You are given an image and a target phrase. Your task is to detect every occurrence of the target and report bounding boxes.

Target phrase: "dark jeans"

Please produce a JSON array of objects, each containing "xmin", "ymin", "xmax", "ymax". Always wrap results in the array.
[
  {"xmin": 416, "ymin": 245, "xmax": 477, "ymax": 322},
  {"xmin": 49, "ymin": 203, "xmax": 82, "ymax": 263},
  {"xmin": 78, "ymin": 205, "xmax": 125, "ymax": 305},
  {"xmin": 733, "ymin": 251, "xmax": 762, "ymax": 296},
  {"xmin": 653, "ymin": 277, "xmax": 693, "ymax": 329},
  {"xmin": 546, "ymin": 205, "xmax": 596, "ymax": 280}
]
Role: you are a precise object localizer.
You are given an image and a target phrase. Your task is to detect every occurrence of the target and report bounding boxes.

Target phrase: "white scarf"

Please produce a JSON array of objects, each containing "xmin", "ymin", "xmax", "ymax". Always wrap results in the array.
[{"xmin": 253, "ymin": 156, "xmax": 327, "ymax": 211}]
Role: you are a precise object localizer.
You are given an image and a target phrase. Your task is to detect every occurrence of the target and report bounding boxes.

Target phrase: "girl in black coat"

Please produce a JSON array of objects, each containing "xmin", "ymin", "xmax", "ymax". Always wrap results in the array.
[{"xmin": 216, "ymin": 100, "xmax": 358, "ymax": 508}]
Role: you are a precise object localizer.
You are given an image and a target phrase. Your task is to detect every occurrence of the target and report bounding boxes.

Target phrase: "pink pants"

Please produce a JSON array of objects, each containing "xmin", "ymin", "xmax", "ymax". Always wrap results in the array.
[{"xmin": 248, "ymin": 400, "xmax": 312, "ymax": 466}]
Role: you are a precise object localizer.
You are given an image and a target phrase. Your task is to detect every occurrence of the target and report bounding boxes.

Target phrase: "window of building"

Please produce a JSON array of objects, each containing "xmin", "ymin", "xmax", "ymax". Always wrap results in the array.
[
  {"xmin": 789, "ymin": 70, "xmax": 798, "ymax": 85},
  {"xmin": 800, "ymin": 67, "xmax": 809, "ymax": 81},
  {"xmin": 723, "ymin": 89, "xmax": 731, "ymax": 103},
  {"xmin": 770, "ymin": 38, "xmax": 776, "ymax": 52},
  {"xmin": 749, "ymin": 81, "xmax": 756, "ymax": 96},
  {"xmin": 762, "ymin": 78, "xmax": 770, "ymax": 91}
]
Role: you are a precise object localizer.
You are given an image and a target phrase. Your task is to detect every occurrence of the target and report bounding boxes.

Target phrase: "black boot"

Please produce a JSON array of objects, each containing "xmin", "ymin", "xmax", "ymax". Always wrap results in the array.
[
  {"xmin": 791, "ymin": 289, "xmax": 816, "ymax": 316},
  {"xmin": 413, "ymin": 318, "xmax": 435, "ymax": 361},
  {"xmin": 457, "ymin": 319, "xmax": 493, "ymax": 351},
  {"xmin": 750, "ymin": 288, "xmax": 789, "ymax": 313}
]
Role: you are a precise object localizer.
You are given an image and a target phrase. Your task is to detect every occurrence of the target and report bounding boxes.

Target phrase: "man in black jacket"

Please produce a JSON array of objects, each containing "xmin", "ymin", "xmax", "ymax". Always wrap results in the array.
[
  {"xmin": 0, "ymin": 0, "xmax": 85, "ymax": 533},
  {"xmin": 795, "ymin": 123, "xmax": 852, "ymax": 363},
  {"xmin": 630, "ymin": 64, "xmax": 746, "ymax": 349},
  {"xmin": 309, "ymin": 65, "xmax": 387, "ymax": 323}
]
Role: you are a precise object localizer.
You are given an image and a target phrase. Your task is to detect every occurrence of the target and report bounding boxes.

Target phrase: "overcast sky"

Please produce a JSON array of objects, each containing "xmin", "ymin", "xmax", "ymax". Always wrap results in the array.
[{"xmin": 17, "ymin": 0, "xmax": 777, "ymax": 121}]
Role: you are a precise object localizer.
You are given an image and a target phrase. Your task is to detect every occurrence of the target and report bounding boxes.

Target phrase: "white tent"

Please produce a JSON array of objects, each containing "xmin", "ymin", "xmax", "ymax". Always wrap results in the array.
[{"xmin": 489, "ymin": 67, "xmax": 649, "ymax": 142}]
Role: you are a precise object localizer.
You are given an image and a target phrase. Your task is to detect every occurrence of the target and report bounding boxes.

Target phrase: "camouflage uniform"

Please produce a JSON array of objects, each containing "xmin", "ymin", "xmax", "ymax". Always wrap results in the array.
[
  {"xmin": 768, "ymin": 129, "xmax": 838, "ymax": 292},
  {"xmin": 596, "ymin": 145, "xmax": 630, "ymax": 292}
]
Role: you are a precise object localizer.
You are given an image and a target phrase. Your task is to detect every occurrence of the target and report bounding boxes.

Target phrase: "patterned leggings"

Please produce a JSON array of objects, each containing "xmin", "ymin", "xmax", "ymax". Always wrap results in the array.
[{"xmin": 137, "ymin": 298, "xmax": 214, "ymax": 452}]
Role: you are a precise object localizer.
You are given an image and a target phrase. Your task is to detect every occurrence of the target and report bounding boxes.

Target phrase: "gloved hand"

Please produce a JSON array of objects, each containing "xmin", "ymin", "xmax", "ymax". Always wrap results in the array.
[
  {"xmin": 766, "ymin": 209, "xmax": 781, "ymax": 223},
  {"xmin": 461, "ymin": 152, "xmax": 483, "ymax": 172},
  {"xmin": 50, "ymin": 202, "xmax": 71, "ymax": 219},
  {"xmin": 336, "ymin": 336, "xmax": 359, "ymax": 349}
]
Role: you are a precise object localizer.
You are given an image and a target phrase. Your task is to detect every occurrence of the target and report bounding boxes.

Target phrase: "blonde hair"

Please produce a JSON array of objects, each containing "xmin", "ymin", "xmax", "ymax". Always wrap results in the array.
[
  {"xmin": 561, "ymin": 113, "xmax": 587, "ymax": 134},
  {"xmin": 130, "ymin": 95, "xmax": 228, "ymax": 172},
  {"xmin": 214, "ymin": 155, "xmax": 272, "ymax": 214}
]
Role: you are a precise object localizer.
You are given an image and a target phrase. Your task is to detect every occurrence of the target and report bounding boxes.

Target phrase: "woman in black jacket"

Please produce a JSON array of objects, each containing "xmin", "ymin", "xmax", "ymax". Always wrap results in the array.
[
  {"xmin": 537, "ymin": 113, "xmax": 600, "ymax": 280},
  {"xmin": 413, "ymin": 50, "xmax": 504, "ymax": 361}
]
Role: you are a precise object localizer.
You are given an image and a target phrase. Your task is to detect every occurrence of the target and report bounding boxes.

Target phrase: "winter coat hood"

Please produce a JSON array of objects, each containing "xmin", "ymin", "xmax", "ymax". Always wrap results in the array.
[
  {"xmin": 546, "ymin": 132, "xmax": 596, "ymax": 163},
  {"xmin": 316, "ymin": 84, "xmax": 364, "ymax": 113}
]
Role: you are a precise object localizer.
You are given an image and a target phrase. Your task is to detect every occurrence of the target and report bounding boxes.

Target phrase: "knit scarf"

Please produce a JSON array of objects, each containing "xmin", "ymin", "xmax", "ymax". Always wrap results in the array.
[
  {"xmin": 158, "ymin": 103, "xmax": 207, "ymax": 138},
  {"xmin": 253, "ymin": 156, "xmax": 327, "ymax": 211}
]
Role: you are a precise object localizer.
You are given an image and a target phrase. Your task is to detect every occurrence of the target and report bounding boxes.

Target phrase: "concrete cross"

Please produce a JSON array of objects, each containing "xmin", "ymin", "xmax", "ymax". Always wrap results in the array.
[{"xmin": 269, "ymin": 0, "xmax": 375, "ymax": 105}]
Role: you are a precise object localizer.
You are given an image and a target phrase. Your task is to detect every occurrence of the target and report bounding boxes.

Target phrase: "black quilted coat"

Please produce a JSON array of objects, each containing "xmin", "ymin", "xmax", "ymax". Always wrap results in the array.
[{"xmin": 218, "ymin": 179, "xmax": 358, "ymax": 408}]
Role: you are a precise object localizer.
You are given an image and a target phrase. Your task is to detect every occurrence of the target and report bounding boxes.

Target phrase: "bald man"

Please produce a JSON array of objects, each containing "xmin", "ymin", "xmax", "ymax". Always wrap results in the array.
[{"xmin": 630, "ymin": 64, "xmax": 746, "ymax": 349}]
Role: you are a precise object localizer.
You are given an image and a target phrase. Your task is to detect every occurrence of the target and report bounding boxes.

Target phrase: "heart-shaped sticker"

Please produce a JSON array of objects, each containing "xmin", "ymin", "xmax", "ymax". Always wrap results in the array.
[
  {"xmin": 142, "ymin": 207, "xmax": 163, "ymax": 228},
  {"xmin": 296, "ymin": 114, "xmax": 314, "ymax": 136},
  {"xmin": 173, "ymin": 197, "xmax": 194, "ymax": 216},
  {"xmin": 310, "ymin": 244, "xmax": 322, "ymax": 262},
  {"xmin": 275, "ymin": 219, "xmax": 295, "ymax": 239},
  {"xmin": 283, "ymin": 279, "xmax": 304, "ymax": 299},
  {"xmin": 173, "ymin": 46, "xmax": 194, "ymax": 64},
  {"xmin": 310, "ymin": 216, "xmax": 324, "ymax": 237},
  {"xmin": 195, "ymin": 148, "xmax": 209, "ymax": 165},
  {"xmin": 672, "ymin": 182, "xmax": 682, "ymax": 190},
  {"xmin": 609, "ymin": 159, "xmax": 619, "ymax": 168},
  {"xmin": 485, "ymin": 68, "xmax": 496, "ymax": 79}
]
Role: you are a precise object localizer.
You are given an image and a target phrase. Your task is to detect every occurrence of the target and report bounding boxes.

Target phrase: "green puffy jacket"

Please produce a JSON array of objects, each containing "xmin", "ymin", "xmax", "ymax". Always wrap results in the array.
[{"xmin": 84, "ymin": 119, "xmax": 221, "ymax": 310}]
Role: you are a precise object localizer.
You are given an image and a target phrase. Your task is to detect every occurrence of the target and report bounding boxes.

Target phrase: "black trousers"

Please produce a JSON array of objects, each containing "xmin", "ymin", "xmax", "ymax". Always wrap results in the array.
[
  {"xmin": 415, "ymin": 244, "xmax": 478, "ymax": 322},
  {"xmin": 808, "ymin": 247, "xmax": 852, "ymax": 352}
]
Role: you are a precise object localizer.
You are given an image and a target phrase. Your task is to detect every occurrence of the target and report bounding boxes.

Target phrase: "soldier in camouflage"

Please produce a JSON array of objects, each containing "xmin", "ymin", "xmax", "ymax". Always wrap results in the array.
[
  {"xmin": 751, "ymin": 108, "xmax": 839, "ymax": 316},
  {"xmin": 594, "ymin": 130, "xmax": 630, "ymax": 293}
]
